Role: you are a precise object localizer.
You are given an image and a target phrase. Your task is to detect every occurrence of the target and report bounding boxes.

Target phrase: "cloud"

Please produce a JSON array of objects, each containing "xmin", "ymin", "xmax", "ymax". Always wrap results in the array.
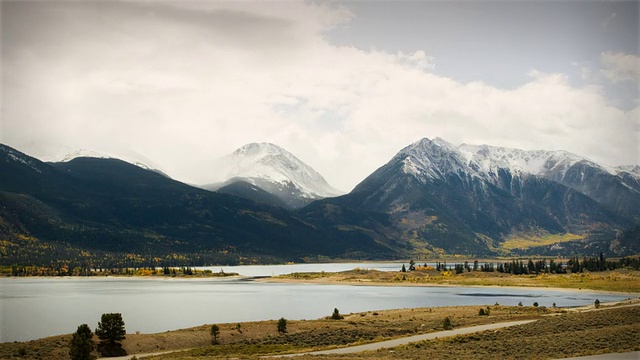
[
  {"xmin": 1, "ymin": 1, "xmax": 637, "ymax": 192},
  {"xmin": 600, "ymin": 51, "xmax": 640, "ymax": 83}
]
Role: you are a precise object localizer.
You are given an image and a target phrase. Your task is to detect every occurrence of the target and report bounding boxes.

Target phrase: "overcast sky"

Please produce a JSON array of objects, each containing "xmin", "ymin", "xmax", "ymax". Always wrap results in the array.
[{"xmin": 1, "ymin": 1, "xmax": 638, "ymax": 191}]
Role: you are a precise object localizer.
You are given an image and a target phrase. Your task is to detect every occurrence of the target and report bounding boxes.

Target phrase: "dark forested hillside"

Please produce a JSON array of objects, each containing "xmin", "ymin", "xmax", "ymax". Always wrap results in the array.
[{"xmin": 0, "ymin": 145, "xmax": 394, "ymax": 266}]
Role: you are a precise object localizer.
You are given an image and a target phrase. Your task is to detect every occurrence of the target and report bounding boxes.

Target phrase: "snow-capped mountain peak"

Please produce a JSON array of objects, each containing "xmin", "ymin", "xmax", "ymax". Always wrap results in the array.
[
  {"xmin": 398, "ymin": 137, "xmax": 474, "ymax": 181},
  {"xmin": 457, "ymin": 143, "xmax": 612, "ymax": 179},
  {"xmin": 227, "ymin": 143, "xmax": 309, "ymax": 183},
  {"xmin": 459, "ymin": 144, "xmax": 543, "ymax": 175},
  {"xmin": 386, "ymin": 137, "xmax": 639, "ymax": 220},
  {"xmin": 389, "ymin": 138, "xmax": 637, "ymax": 186},
  {"xmin": 209, "ymin": 143, "xmax": 342, "ymax": 209}
]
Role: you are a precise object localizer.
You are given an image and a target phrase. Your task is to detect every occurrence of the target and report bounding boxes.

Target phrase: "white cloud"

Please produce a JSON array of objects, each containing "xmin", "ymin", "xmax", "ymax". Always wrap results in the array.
[
  {"xmin": 1, "ymin": 1, "xmax": 637, "ymax": 192},
  {"xmin": 600, "ymin": 51, "xmax": 640, "ymax": 83}
]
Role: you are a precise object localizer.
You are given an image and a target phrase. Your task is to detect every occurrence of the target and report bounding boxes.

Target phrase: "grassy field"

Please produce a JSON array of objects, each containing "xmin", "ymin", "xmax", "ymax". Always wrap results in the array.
[
  {"xmin": 500, "ymin": 233, "xmax": 583, "ymax": 250},
  {"xmin": 275, "ymin": 268, "xmax": 640, "ymax": 293},
  {"xmin": 3, "ymin": 301, "xmax": 638, "ymax": 360},
  {"xmin": 289, "ymin": 305, "xmax": 640, "ymax": 360}
]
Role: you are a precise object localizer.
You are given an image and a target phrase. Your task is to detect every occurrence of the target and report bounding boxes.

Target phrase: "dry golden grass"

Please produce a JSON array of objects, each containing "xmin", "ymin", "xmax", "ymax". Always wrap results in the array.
[
  {"xmin": 276, "ymin": 268, "xmax": 640, "ymax": 294},
  {"xmin": 501, "ymin": 233, "xmax": 583, "ymax": 250},
  {"xmin": 0, "ymin": 304, "xmax": 549, "ymax": 360},
  {"xmin": 294, "ymin": 306, "xmax": 640, "ymax": 360}
]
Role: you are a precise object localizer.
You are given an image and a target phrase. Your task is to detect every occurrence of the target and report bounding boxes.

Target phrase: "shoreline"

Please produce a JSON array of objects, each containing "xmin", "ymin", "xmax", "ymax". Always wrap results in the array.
[{"xmin": 257, "ymin": 276, "xmax": 640, "ymax": 297}]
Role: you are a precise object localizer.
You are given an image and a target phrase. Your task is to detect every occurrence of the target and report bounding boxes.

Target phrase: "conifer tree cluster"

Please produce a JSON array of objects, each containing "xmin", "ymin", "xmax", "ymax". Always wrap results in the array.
[{"xmin": 431, "ymin": 255, "xmax": 639, "ymax": 275}]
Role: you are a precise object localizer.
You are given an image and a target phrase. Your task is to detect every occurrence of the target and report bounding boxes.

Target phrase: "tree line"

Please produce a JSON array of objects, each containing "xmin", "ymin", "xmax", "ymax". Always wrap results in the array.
[
  {"xmin": 429, "ymin": 254, "xmax": 640, "ymax": 275},
  {"xmin": 5, "ymin": 265, "xmax": 235, "ymax": 277}
]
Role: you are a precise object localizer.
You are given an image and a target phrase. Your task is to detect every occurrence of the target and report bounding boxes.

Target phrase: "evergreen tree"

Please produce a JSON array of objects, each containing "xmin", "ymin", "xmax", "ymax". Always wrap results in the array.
[
  {"xmin": 442, "ymin": 317, "xmax": 453, "ymax": 330},
  {"xmin": 95, "ymin": 313, "xmax": 126, "ymax": 345},
  {"xmin": 210, "ymin": 324, "xmax": 220, "ymax": 344},
  {"xmin": 69, "ymin": 324, "xmax": 95, "ymax": 360},
  {"xmin": 277, "ymin": 317, "xmax": 287, "ymax": 333},
  {"xmin": 528, "ymin": 259, "xmax": 536, "ymax": 274},
  {"xmin": 409, "ymin": 260, "xmax": 416, "ymax": 271},
  {"xmin": 331, "ymin": 308, "xmax": 344, "ymax": 320}
]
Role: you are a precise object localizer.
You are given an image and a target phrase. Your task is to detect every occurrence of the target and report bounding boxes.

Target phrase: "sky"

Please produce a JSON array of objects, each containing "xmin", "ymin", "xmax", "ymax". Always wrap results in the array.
[{"xmin": 1, "ymin": 0, "xmax": 639, "ymax": 192}]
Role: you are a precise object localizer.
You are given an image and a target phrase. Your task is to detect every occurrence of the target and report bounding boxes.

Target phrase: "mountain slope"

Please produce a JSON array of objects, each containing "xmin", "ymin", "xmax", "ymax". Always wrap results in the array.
[
  {"xmin": 309, "ymin": 138, "xmax": 629, "ymax": 256},
  {"xmin": 458, "ymin": 144, "xmax": 640, "ymax": 220},
  {"xmin": 0, "ymin": 144, "xmax": 393, "ymax": 265},
  {"xmin": 205, "ymin": 143, "xmax": 342, "ymax": 209},
  {"xmin": 2, "ymin": 139, "xmax": 636, "ymax": 263}
]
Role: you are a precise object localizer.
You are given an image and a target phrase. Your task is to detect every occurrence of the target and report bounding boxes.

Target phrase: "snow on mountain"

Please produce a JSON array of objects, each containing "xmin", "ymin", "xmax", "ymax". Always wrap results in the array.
[
  {"xmin": 399, "ymin": 137, "xmax": 475, "ymax": 182},
  {"xmin": 1, "ymin": 144, "xmax": 46, "ymax": 173},
  {"xmin": 209, "ymin": 143, "xmax": 342, "ymax": 207},
  {"xmin": 46, "ymin": 148, "xmax": 167, "ymax": 175},
  {"xmin": 392, "ymin": 138, "xmax": 640, "ymax": 220},
  {"xmin": 614, "ymin": 165, "xmax": 640, "ymax": 178},
  {"xmin": 454, "ymin": 141, "xmax": 636, "ymax": 182},
  {"xmin": 457, "ymin": 143, "xmax": 591, "ymax": 178},
  {"xmin": 397, "ymin": 137, "xmax": 590, "ymax": 184}
]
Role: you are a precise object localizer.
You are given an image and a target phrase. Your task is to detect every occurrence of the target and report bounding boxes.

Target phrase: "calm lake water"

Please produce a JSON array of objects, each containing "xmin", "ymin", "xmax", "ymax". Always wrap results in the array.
[{"xmin": 0, "ymin": 263, "xmax": 631, "ymax": 342}]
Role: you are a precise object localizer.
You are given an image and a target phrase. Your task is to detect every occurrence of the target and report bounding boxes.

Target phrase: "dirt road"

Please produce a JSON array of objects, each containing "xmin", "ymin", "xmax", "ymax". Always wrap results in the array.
[{"xmin": 268, "ymin": 320, "xmax": 536, "ymax": 357}]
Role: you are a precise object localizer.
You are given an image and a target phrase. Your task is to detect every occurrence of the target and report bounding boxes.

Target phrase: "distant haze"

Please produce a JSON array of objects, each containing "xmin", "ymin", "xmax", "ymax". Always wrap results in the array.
[{"xmin": 1, "ymin": 1, "xmax": 638, "ymax": 192}]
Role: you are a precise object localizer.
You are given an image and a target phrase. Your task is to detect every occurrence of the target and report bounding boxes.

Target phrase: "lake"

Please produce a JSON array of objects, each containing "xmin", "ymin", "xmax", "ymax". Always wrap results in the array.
[{"xmin": 0, "ymin": 263, "xmax": 630, "ymax": 342}]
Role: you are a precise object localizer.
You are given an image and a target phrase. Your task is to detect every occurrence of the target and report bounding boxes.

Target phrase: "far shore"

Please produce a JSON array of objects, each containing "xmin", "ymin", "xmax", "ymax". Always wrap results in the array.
[
  {"xmin": 259, "ymin": 267, "xmax": 640, "ymax": 295},
  {"xmin": 257, "ymin": 275, "xmax": 640, "ymax": 297}
]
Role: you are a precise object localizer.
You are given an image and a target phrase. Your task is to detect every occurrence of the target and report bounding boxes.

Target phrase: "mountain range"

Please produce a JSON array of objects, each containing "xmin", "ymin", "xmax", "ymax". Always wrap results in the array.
[
  {"xmin": 316, "ymin": 138, "xmax": 638, "ymax": 256},
  {"xmin": 1, "ymin": 138, "xmax": 638, "ymax": 266}
]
